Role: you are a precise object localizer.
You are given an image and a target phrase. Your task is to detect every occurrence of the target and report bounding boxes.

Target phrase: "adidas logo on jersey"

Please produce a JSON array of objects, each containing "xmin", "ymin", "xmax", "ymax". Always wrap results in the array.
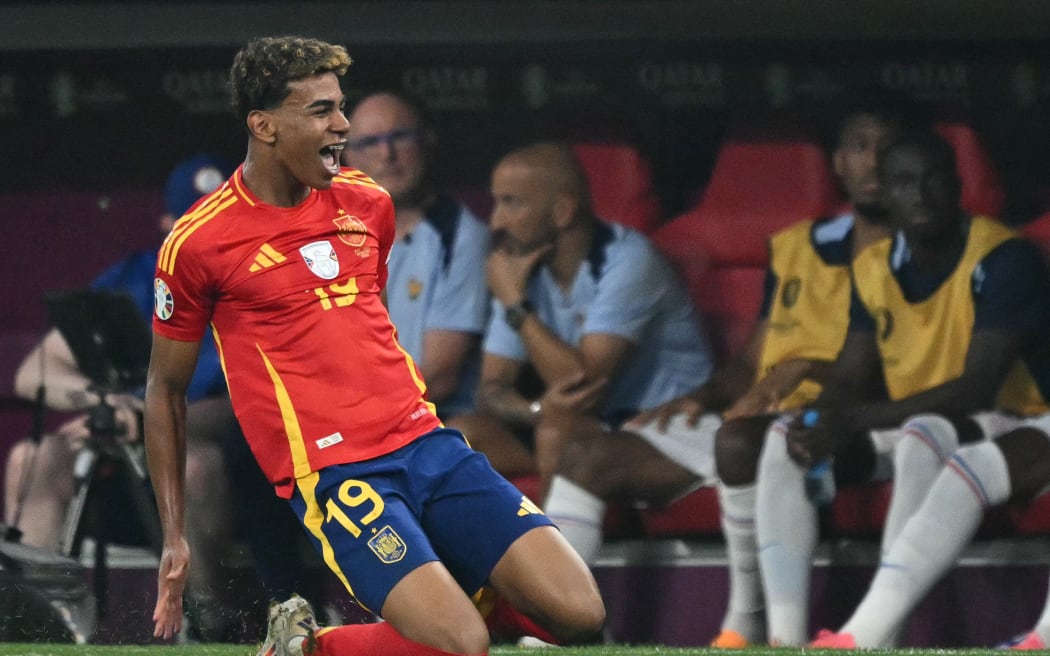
[
  {"xmin": 250, "ymin": 243, "xmax": 287, "ymax": 272},
  {"xmin": 517, "ymin": 496, "xmax": 543, "ymax": 517}
]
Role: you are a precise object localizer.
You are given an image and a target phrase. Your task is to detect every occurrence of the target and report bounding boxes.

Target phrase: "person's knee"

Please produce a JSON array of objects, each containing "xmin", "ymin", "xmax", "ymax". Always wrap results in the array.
[
  {"xmin": 518, "ymin": 576, "xmax": 605, "ymax": 645},
  {"xmin": 533, "ymin": 420, "xmax": 565, "ymax": 455},
  {"xmin": 443, "ymin": 615, "xmax": 491, "ymax": 655},
  {"xmin": 396, "ymin": 604, "xmax": 491, "ymax": 654},
  {"xmin": 401, "ymin": 613, "xmax": 491, "ymax": 655},
  {"xmin": 4, "ymin": 441, "xmax": 35, "ymax": 519},
  {"xmin": 37, "ymin": 433, "xmax": 76, "ymax": 478},
  {"xmin": 950, "ymin": 441, "xmax": 1012, "ymax": 506},
  {"xmin": 898, "ymin": 414, "xmax": 959, "ymax": 465},
  {"xmin": 4, "ymin": 440, "xmax": 35, "ymax": 481},
  {"xmin": 552, "ymin": 589, "xmax": 606, "ymax": 644},
  {"xmin": 756, "ymin": 419, "xmax": 791, "ymax": 469},
  {"xmin": 993, "ymin": 428, "xmax": 1050, "ymax": 502},
  {"xmin": 556, "ymin": 438, "xmax": 619, "ymax": 498},
  {"xmin": 715, "ymin": 419, "xmax": 765, "ymax": 486},
  {"xmin": 12, "ymin": 435, "xmax": 75, "ymax": 499}
]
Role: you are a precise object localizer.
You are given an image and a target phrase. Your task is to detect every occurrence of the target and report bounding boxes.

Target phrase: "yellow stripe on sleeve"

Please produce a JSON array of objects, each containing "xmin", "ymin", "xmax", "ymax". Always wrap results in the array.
[{"xmin": 160, "ymin": 194, "xmax": 238, "ymax": 274}]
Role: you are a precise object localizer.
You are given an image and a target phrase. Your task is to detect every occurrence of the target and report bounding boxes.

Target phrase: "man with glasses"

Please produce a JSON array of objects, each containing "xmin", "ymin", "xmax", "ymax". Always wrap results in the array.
[{"xmin": 343, "ymin": 89, "xmax": 489, "ymax": 420}]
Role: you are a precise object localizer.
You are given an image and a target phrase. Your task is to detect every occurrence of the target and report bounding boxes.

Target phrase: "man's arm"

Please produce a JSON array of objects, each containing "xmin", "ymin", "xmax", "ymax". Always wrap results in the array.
[
  {"xmin": 781, "ymin": 326, "xmax": 884, "ymax": 467},
  {"xmin": 475, "ymin": 353, "xmax": 535, "ymax": 426},
  {"xmin": 700, "ymin": 320, "xmax": 766, "ymax": 412},
  {"xmin": 143, "ymin": 333, "xmax": 200, "ymax": 639},
  {"xmin": 843, "ymin": 328, "xmax": 1018, "ymax": 432},
  {"xmin": 789, "ymin": 328, "xmax": 1019, "ymax": 467},
  {"xmin": 518, "ymin": 317, "xmax": 626, "ymax": 387},
  {"xmin": 812, "ymin": 328, "xmax": 885, "ymax": 409},
  {"xmin": 419, "ymin": 329, "xmax": 480, "ymax": 404}
]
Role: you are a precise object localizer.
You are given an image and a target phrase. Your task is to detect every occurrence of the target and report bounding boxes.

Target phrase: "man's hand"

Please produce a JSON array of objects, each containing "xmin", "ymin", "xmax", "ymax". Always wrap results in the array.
[
  {"xmin": 487, "ymin": 243, "xmax": 551, "ymax": 306},
  {"xmin": 722, "ymin": 387, "xmax": 778, "ymax": 422},
  {"xmin": 107, "ymin": 393, "xmax": 145, "ymax": 443},
  {"xmin": 784, "ymin": 407, "xmax": 849, "ymax": 468},
  {"xmin": 152, "ymin": 537, "xmax": 190, "ymax": 639},
  {"xmin": 56, "ymin": 415, "xmax": 92, "ymax": 451},
  {"xmin": 540, "ymin": 372, "xmax": 607, "ymax": 416},
  {"xmin": 625, "ymin": 391, "xmax": 705, "ymax": 432}
]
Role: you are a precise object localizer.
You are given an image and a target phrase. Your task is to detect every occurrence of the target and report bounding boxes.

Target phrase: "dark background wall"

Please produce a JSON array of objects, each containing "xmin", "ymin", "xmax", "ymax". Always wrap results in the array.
[
  {"xmin": 3, "ymin": 1, "xmax": 1050, "ymax": 338},
  {"xmin": 3, "ymin": 1, "xmax": 1050, "ymax": 220}
]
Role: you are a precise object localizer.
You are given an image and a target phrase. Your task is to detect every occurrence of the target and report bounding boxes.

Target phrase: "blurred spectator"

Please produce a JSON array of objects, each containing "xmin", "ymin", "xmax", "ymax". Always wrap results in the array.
[
  {"xmin": 447, "ymin": 141, "xmax": 714, "ymax": 495},
  {"xmin": 343, "ymin": 89, "xmax": 489, "ymax": 419},
  {"xmin": 3, "ymin": 153, "xmax": 240, "ymax": 641}
]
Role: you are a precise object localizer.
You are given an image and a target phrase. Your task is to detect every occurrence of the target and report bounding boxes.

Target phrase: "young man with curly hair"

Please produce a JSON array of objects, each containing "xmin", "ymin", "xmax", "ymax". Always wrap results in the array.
[{"xmin": 144, "ymin": 35, "xmax": 604, "ymax": 656}]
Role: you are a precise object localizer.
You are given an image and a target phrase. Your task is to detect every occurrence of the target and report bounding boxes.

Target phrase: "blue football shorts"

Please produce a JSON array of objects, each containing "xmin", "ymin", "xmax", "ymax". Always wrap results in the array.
[{"xmin": 288, "ymin": 427, "xmax": 553, "ymax": 615}]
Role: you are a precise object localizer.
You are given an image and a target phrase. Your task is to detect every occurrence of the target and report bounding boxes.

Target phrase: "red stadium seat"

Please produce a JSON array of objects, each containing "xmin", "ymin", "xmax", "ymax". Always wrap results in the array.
[
  {"xmin": 687, "ymin": 267, "xmax": 766, "ymax": 363},
  {"xmin": 448, "ymin": 184, "xmax": 493, "ymax": 223},
  {"xmin": 1021, "ymin": 211, "xmax": 1050, "ymax": 256},
  {"xmin": 830, "ymin": 480, "xmax": 1014, "ymax": 538},
  {"xmin": 652, "ymin": 114, "xmax": 841, "ymax": 362},
  {"xmin": 1010, "ymin": 490, "xmax": 1050, "ymax": 535},
  {"xmin": 572, "ymin": 142, "xmax": 664, "ymax": 234},
  {"xmin": 829, "ymin": 482, "xmax": 893, "ymax": 537},
  {"xmin": 653, "ymin": 115, "xmax": 841, "ymax": 268},
  {"xmin": 934, "ymin": 120, "xmax": 1006, "ymax": 219},
  {"xmin": 639, "ymin": 485, "xmax": 722, "ymax": 538}
]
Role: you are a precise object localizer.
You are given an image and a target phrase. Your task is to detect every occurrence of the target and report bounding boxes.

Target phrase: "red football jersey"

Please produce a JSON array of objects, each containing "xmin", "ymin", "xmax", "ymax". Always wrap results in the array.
[{"xmin": 153, "ymin": 166, "xmax": 441, "ymax": 497}]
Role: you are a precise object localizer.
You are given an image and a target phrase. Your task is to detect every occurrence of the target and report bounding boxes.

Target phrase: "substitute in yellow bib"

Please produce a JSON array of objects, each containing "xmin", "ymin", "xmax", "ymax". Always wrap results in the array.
[
  {"xmin": 539, "ymin": 91, "xmax": 923, "ymax": 649},
  {"xmin": 755, "ymin": 129, "xmax": 1050, "ymax": 647},
  {"xmin": 807, "ymin": 145, "xmax": 1050, "ymax": 648}
]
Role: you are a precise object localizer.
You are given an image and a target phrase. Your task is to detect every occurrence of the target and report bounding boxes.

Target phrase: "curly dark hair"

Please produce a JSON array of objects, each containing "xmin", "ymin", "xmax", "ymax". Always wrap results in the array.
[{"xmin": 229, "ymin": 35, "xmax": 353, "ymax": 121}]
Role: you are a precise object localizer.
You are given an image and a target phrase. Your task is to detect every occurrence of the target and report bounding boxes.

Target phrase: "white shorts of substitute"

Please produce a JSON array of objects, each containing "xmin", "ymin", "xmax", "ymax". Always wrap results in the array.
[{"xmin": 630, "ymin": 412, "xmax": 722, "ymax": 483}]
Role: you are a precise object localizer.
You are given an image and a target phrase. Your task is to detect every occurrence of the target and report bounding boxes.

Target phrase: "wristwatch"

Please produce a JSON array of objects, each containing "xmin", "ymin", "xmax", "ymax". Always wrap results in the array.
[
  {"xmin": 504, "ymin": 299, "xmax": 534, "ymax": 332},
  {"xmin": 529, "ymin": 399, "xmax": 543, "ymax": 417}
]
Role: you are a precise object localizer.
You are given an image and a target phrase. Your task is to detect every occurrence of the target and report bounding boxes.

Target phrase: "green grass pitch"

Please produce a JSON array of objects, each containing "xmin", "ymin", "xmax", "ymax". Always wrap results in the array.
[{"xmin": 0, "ymin": 646, "xmax": 1012, "ymax": 656}]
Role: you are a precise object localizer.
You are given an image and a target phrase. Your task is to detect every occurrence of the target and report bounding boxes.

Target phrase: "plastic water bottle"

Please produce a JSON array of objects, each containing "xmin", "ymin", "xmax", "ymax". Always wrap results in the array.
[{"xmin": 801, "ymin": 409, "xmax": 836, "ymax": 506}]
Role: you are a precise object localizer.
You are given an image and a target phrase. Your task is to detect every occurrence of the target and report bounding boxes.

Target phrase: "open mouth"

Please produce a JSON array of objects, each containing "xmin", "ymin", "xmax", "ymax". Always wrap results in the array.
[{"xmin": 320, "ymin": 142, "xmax": 346, "ymax": 173}]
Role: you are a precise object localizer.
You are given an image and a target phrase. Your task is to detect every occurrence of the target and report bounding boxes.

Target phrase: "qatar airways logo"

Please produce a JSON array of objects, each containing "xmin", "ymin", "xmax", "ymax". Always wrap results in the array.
[
  {"xmin": 881, "ymin": 62, "xmax": 970, "ymax": 103},
  {"xmin": 402, "ymin": 66, "xmax": 489, "ymax": 110},
  {"xmin": 521, "ymin": 64, "xmax": 601, "ymax": 109},
  {"xmin": 162, "ymin": 68, "xmax": 231, "ymax": 114},
  {"xmin": 636, "ymin": 61, "xmax": 725, "ymax": 107},
  {"xmin": 1011, "ymin": 63, "xmax": 1050, "ymax": 108}
]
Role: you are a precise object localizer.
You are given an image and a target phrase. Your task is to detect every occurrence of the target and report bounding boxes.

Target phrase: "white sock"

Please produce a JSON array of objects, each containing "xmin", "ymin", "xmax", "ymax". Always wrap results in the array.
[
  {"xmin": 718, "ymin": 482, "xmax": 765, "ymax": 642},
  {"xmin": 1030, "ymin": 572, "xmax": 1050, "ymax": 642},
  {"xmin": 841, "ymin": 441, "xmax": 1011, "ymax": 647},
  {"xmin": 756, "ymin": 420, "xmax": 817, "ymax": 646},
  {"xmin": 543, "ymin": 475, "xmax": 606, "ymax": 564},
  {"xmin": 882, "ymin": 415, "xmax": 959, "ymax": 554}
]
